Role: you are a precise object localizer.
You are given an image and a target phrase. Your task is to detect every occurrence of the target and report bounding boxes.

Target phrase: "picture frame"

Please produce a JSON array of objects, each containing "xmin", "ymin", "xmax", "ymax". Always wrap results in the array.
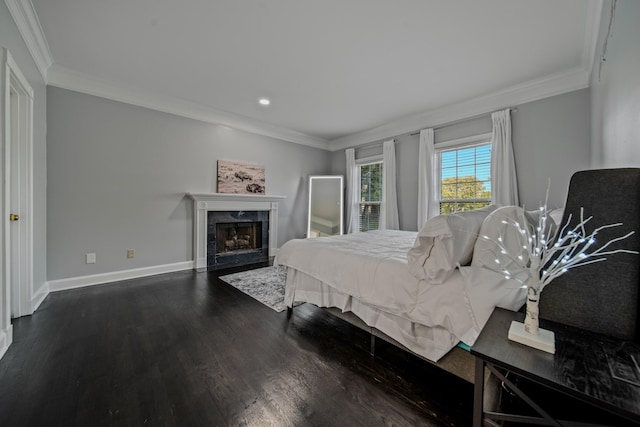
[{"xmin": 217, "ymin": 160, "xmax": 265, "ymax": 194}]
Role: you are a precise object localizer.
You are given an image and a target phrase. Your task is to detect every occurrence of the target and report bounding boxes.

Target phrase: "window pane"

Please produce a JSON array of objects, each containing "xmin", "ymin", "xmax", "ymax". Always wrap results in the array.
[
  {"xmin": 441, "ymin": 151, "xmax": 457, "ymax": 169},
  {"xmin": 440, "ymin": 183, "xmax": 458, "ymax": 201},
  {"xmin": 438, "ymin": 142, "xmax": 492, "ymax": 214},
  {"xmin": 359, "ymin": 203, "xmax": 380, "ymax": 232},
  {"xmin": 358, "ymin": 162, "xmax": 383, "ymax": 231},
  {"xmin": 476, "ymin": 162, "xmax": 491, "ymax": 181},
  {"xmin": 457, "ymin": 147, "xmax": 476, "ymax": 166},
  {"xmin": 476, "ymin": 145, "xmax": 491, "ymax": 163},
  {"xmin": 441, "ymin": 166, "xmax": 457, "ymax": 181},
  {"xmin": 360, "ymin": 162, "xmax": 382, "ymax": 203},
  {"xmin": 457, "ymin": 176, "xmax": 479, "ymax": 199},
  {"xmin": 458, "ymin": 165, "xmax": 475, "ymax": 177}
]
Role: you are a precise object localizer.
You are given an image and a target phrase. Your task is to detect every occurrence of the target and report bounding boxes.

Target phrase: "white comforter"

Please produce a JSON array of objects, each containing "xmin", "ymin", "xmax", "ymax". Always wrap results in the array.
[{"xmin": 275, "ymin": 230, "xmax": 526, "ymax": 358}]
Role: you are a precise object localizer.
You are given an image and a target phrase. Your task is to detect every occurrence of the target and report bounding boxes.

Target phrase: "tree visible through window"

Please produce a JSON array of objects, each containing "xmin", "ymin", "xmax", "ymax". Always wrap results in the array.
[
  {"xmin": 439, "ymin": 143, "xmax": 491, "ymax": 214},
  {"xmin": 359, "ymin": 162, "xmax": 382, "ymax": 231}
]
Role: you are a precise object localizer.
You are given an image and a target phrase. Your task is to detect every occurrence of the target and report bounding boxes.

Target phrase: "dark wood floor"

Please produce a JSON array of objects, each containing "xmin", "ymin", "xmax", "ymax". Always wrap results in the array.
[{"xmin": 0, "ymin": 265, "xmax": 473, "ymax": 426}]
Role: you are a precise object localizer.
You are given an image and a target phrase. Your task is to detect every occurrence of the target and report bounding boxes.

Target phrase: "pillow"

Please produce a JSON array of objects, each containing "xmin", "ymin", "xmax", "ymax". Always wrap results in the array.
[
  {"xmin": 471, "ymin": 206, "xmax": 529, "ymax": 280},
  {"xmin": 471, "ymin": 206, "xmax": 557, "ymax": 281},
  {"xmin": 407, "ymin": 205, "xmax": 498, "ymax": 284}
]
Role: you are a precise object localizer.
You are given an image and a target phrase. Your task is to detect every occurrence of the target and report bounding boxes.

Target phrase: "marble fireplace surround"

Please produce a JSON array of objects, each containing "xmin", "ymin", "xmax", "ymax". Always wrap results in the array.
[{"xmin": 188, "ymin": 193, "xmax": 286, "ymax": 271}]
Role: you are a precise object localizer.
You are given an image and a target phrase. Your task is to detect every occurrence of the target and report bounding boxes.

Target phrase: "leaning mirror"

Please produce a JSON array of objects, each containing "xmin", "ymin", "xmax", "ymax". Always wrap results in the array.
[{"xmin": 307, "ymin": 176, "xmax": 344, "ymax": 238}]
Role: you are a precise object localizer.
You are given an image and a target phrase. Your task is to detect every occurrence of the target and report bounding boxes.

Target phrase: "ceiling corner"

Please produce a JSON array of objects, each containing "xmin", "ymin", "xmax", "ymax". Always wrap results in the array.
[
  {"xmin": 582, "ymin": 0, "xmax": 605, "ymax": 78},
  {"xmin": 5, "ymin": 0, "xmax": 53, "ymax": 82}
]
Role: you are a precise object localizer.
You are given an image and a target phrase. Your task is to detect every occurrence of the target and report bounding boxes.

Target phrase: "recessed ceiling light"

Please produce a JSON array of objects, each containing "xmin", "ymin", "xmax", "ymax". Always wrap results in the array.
[{"xmin": 258, "ymin": 98, "xmax": 271, "ymax": 106}]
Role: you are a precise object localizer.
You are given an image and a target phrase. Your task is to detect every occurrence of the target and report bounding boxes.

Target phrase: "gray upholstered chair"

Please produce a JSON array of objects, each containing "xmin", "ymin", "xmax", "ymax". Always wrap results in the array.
[{"xmin": 539, "ymin": 168, "xmax": 640, "ymax": 342}]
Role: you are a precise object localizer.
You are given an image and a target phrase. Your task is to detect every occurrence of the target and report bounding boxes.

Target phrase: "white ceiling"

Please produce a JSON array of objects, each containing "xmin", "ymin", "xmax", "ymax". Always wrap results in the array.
[{"xmin": 18, "ymin": 0, "xmax": 601, "ymax": 149}]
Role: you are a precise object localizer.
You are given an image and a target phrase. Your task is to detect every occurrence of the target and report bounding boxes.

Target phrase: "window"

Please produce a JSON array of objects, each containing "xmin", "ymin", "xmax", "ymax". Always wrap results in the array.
[
  {"xmin": 438, "ymin": 142, "xmax": 492, "ymax": 214},
  {"xmin": 358, "ymin": 161, "xmax": 382, "ymax": 232}
]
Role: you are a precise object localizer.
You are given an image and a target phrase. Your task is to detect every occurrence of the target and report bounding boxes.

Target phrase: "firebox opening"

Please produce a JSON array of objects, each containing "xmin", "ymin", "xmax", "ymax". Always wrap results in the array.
[
  {"xmin": 216, "ymin": 222, "xmax": 262, "ymax": 256},
  {"xmin": 207, "ymin": 210, "xmax": 269, "ymax": 269}
]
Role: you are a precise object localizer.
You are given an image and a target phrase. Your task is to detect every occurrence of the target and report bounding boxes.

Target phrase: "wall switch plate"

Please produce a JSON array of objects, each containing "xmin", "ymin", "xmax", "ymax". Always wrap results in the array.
[
  {"xmin": 127, "ymin": 249, "xmax": 135, "ymax": 259},
  {"xmin": 86, "ymin": 253, "xmax": 96, "ymax": 264}
]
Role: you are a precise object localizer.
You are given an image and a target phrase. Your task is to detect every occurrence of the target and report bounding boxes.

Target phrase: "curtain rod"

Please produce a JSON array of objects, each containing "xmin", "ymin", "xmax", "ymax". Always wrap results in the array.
[
  {"xmin": 352, "ymin": 107, "xmax": 518, "ymax": 151},
  {"xmin": 355, "ymin": 141, "xmax": 384, "ymax": 151},
  {"xmin": 408, "ymin": 107, "xmax": 518, "ymax": 136}
]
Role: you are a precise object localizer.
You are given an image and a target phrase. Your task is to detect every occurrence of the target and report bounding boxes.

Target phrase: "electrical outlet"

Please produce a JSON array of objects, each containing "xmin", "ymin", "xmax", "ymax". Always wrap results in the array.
[
  {"xmin": 127, "ymin": 249, "xmax": 135, "ymax": 259},
  {"xmin": 86, "ymin": 253, "xmax": 96, "ymax": 264}
]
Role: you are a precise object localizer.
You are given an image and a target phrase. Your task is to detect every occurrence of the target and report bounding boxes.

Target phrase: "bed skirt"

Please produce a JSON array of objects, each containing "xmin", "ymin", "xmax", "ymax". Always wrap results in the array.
[{"xmin": 285, "ymin": 268, "xmax": 476, "ymax": 383}]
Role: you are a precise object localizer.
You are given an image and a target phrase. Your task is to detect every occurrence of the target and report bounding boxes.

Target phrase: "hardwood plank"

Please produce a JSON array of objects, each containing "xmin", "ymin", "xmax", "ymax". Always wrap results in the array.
[{"xmin": 0, "ymin": 268, "xmax": 473, "ymax": 426}]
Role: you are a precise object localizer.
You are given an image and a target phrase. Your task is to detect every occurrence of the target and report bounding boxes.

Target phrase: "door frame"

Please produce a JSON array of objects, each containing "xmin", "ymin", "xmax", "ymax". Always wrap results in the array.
[{"xmin": 1, "ymin": 48, "xmax": 34, "ymax": 358}]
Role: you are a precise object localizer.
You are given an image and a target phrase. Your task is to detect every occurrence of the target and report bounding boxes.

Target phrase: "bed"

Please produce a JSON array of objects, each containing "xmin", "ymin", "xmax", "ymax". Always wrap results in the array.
[{"xmin": 275, "ymin": 206, "xmax": 533, "ymax": 383}]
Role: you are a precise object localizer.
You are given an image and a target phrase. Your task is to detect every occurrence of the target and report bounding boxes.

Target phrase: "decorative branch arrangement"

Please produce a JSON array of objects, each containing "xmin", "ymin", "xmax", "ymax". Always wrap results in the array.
[{"xmin": 478, "ymin": 191, "xmax": 637, "ymax": 336}]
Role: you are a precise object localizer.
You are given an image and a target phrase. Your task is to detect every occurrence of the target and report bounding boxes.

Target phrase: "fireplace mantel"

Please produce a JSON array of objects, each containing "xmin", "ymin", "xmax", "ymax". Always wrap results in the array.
[{"xmin": 187, "ymin": 193, "xmax": 285, "ymax": 270}]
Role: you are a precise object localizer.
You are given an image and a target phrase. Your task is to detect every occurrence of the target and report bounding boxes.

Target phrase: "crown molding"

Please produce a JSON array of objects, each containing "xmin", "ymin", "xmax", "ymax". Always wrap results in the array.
[
  {"xmin": 5, "ymin": 0, "xmax": 329, "ymax": 149},
  {"xmin": 4, "ymin": 0, "xmax": 52, "ymax": 82},
  {"xmin": 328, "ymin": 66, "xmax": 590, "ymax": 152},
  {"xmin": 328, "ymin": 1, "xmax": 603, "ymax": 152},
  {"xmin": 11, "ymin": 0, "xmax": 601, "ymax": 153},
  {"xmin": 47, "ymin": 64, "xmax": 330, "ymax": 150}
]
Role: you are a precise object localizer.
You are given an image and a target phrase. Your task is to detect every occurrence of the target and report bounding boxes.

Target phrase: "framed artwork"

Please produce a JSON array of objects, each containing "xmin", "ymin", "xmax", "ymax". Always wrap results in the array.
[{"xmin": 217, "ymin": 160, "xmax": 265, "ymax": 194}]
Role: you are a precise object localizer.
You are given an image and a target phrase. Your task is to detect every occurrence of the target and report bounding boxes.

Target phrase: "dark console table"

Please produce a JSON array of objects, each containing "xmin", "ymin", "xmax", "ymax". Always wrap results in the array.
[{"xmin": 471, "ymin": 307, "xmax": 640, "ymax": 426}]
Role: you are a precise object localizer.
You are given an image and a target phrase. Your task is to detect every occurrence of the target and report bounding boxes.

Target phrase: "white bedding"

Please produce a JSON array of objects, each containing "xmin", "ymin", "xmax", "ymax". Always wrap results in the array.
[{"xmin": 275, "ymin": 230, "xmax": 526, "ymax": 361}]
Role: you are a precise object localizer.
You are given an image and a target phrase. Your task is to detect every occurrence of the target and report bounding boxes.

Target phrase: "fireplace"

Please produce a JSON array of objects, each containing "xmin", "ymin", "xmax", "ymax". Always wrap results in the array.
[
  {"xmin": 188, "ymin": 193, "xmax": 285, "ymax": 271},
  {"xmin": 207, "ymin": 210, "xmax": 268, "ymax": 268}
]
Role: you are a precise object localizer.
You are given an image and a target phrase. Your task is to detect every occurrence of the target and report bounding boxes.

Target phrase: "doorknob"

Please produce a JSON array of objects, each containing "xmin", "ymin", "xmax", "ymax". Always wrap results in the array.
[{"xmin": 9, "ymin": 214, "xmax": 19, "ymax": 221}]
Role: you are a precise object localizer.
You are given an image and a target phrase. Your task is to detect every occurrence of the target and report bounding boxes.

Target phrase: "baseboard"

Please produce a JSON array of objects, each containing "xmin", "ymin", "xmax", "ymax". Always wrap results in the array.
[
  {"xmin": 31, "ymin": 282, "xmax": 50, "ymax": 312},
  {"xmin": 48, "ymin": 261, "xmax": 195, "ymax": 292},
  {"xmin": 0, "ymin": 325, "xmax": 13, "ymax": 361}
]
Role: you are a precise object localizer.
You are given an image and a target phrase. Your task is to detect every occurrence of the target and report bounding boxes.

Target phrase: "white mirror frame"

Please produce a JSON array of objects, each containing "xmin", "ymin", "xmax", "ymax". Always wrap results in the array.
[{"xmin": 307, "ymin": 176, "xmax": 343, "ymax": 238}]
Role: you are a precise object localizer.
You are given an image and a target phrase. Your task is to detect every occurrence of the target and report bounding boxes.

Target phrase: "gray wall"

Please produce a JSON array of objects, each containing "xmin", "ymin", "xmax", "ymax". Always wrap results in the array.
[
  {"xmin": 512, "ymin": 89, "xmax": 591, "ymax": 210},
  {"xmin": 0, "ymin": 3, "xmax": 48, "ymax": 295},
  {"xmin": 47, "ymin": 87, "xmax": 331, "ymax": 280},
  {"xmin": 591, "ymin": 0, "xmax": 640, "ymax": 168},
  {"xmin": 331, "ymin": 89, "xmax": 591, "ymax": 231}
]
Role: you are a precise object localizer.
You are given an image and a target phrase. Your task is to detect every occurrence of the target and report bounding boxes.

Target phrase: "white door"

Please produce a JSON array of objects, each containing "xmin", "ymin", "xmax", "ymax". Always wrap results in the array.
[
  {"xmin": 1, "ymin": 48, "xmax": 34, "ymax": 357},
  {"xmin": 8, "ymin": 70, "xmax": 33, "ymax": 318}
]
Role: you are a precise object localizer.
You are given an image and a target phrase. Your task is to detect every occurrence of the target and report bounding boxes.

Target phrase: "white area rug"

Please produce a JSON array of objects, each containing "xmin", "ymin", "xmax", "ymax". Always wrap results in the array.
[{"xmin": 219, "ymin": 266, "xmax": 290, "ymax": 312}]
